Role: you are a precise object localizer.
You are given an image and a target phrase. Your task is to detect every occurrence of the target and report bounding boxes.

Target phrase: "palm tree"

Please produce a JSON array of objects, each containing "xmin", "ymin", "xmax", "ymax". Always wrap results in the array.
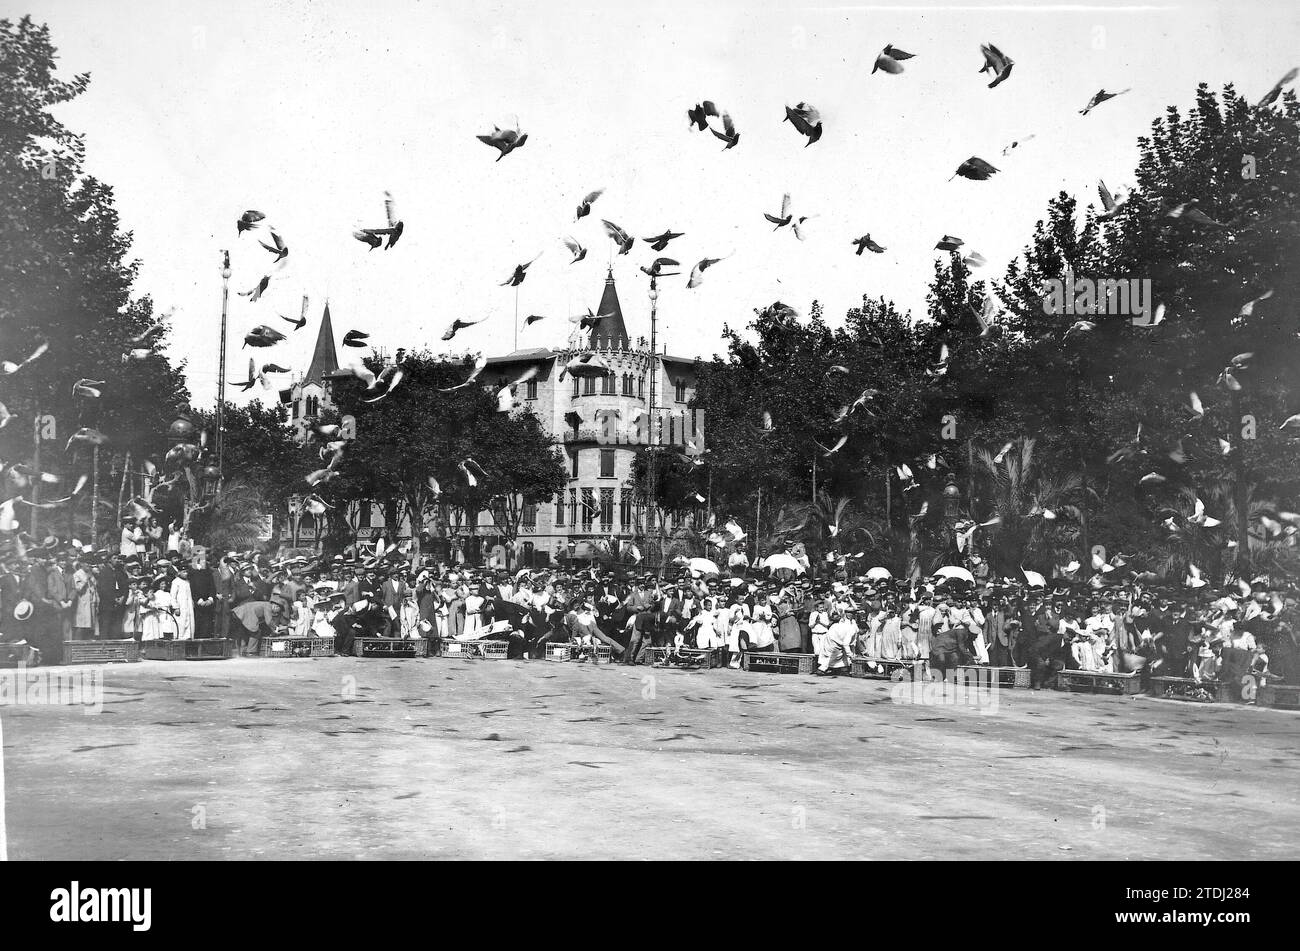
[
  {"xmin": 974, "ymin": 438, "xmax": 1083, "ymax": 576},
  {"xmin": 191, "ymin": 480, "xmax": 268, "ymax": 552}
]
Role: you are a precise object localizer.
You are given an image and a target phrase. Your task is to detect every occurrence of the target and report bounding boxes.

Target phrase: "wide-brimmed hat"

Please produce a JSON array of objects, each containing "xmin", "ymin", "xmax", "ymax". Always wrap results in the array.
[{"xmin": 12, "ymin": 599, "xmax": 33, "ymax": 622}]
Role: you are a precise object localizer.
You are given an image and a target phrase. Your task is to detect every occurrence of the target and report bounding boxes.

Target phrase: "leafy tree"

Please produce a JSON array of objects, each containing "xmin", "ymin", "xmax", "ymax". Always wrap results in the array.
[{"xmin": 0, "ymin": 16, "xmax": 190, "ymax": 544}]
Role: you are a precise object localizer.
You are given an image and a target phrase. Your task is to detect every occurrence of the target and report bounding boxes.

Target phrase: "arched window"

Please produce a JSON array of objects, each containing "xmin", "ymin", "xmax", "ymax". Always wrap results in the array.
[{"xmin": 601, "ymin": 373, "xmax": 614, "ymax": 395}]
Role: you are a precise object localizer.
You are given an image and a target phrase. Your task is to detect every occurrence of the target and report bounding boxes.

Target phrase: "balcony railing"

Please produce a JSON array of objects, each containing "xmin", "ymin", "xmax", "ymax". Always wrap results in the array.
[{"xmin": 561, "ymin": 428, "xmax": 603, "ymax": 443}]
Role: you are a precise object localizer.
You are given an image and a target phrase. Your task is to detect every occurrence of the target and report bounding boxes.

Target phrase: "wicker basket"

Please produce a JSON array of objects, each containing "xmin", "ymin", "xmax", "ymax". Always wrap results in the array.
[
  {"xmin": 260, "ymin": 635, "xmax": 336, "ymax": 658},
  {"xmin": 1148, "ymin": 675, "xmax": 1233, "ymax": 703},
  {"xmin": 1257, "ymin": 684, "xmax": 1300, "ymax": 710},
  {"xmin": 544, "ymin": 642, "xmax": 572, "ymax": 662},
  {"xmin": 1054, "ymin": 668, "xmax": 1144, "ymax": 695},
  {"xmin": 64, "ymin": 639, "xmax": 140, "ymax": 665},
  {"xmin": 352, "ymin": 637, "xmax": 431, "ymax": 658},
  {"xmin": 851, "ymin": 656, "xmax": 925, "ymax": 681},
  {"xmin": 439, "ymin": 638, "xmax": 510, "ymax": 659},
  {"xmin": 142, "ymin": 638, "xmax": 234, "ymax": 661},
  {"xmin": 641, "ymin": 646, "xmax": 725, "ymax": 669},
  {"xmin": 740, "ymin": 651, "xmax": 816, "ymax": 675}
]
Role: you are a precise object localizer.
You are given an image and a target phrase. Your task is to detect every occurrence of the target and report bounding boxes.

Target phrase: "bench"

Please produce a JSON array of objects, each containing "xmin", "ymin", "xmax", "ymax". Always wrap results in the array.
[
  {"xmin": 1257, "ymin": 684, "xmax": 1300, "ymax": 710},
  {"xmin": 64, "ymin": 639, "xmax": 140, "ymax": 665},
  {"xmin": 851, "ymin": 656, "xmax": 925, "ymax": 682},
  {"xmin": 142, "ymin": 638, "xmax": 234, "ymax": 661},
  {"xmin": 1054, "ymin": 668, "xmax": 1144, "ymax": 695},
  {"xmin": 260, "ymin": 636, "xmax": 336, "ymax": 658},
  {"xmin": 353, "ymin": 637, "xmax": 431, "ymax": 658},
  {"xmin": 1148, "ymin": 675, "xmax": 1233, "ymax": 703},
  {"xmin": 741, "ymin": 651, "xmax": 816, "ymax": 675},
  {"xmin": 641, "ymin": 646, "xmax": 725, "ymax": 669},
  {"xmin": 439, "ymin": 638, "xmax": 510, "ymax": 659},
  {"xmin": 955, "ymin": 664, "xmax": 1031, "ymax": 688}
]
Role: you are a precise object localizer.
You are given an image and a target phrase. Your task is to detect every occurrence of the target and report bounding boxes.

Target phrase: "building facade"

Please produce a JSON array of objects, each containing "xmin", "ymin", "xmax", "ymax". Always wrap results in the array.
[{"xmin": 279, "ymin": 270, "xmax": 704, "ymax": 565}]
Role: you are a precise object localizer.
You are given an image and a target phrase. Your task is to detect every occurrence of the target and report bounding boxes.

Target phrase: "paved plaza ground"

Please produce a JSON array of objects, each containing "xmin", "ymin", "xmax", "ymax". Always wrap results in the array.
[{"xmin": 2, "ymin": 655, "xmax": 1297, "ymax": 860}]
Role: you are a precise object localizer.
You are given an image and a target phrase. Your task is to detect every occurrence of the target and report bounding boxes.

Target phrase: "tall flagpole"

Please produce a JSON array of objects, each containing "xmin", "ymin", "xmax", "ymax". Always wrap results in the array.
[{"xmin": 215, "ymin": 251, "xmax": 231, "ymax": 482}]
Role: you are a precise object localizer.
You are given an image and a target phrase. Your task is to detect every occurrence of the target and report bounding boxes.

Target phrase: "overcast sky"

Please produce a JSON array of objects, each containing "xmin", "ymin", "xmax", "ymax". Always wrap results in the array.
[{"xmin": 19, "ymin": 0, "xmax": 1300, "ymax": 407}]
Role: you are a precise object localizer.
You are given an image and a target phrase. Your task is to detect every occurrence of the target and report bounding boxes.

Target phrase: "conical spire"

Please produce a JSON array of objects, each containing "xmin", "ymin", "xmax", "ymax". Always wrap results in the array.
[
  {"xmin": 304, "ymin": 302, "xmax": 339, "ymax": 385},
  {"xmin": 591, "ymin": 267, "xmax": 630, "ymax": 349}
]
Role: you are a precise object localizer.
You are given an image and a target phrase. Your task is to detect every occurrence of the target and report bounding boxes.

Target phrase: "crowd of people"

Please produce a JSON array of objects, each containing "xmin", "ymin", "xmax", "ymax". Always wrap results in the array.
[{"xmin": 1, "ymin": 524, "xmax": 1297, "ymax": 699}]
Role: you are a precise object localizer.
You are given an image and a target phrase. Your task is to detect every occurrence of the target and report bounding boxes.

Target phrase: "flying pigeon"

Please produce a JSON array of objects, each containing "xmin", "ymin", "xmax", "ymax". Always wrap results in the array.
[
  {"xmin": 563, "ymin": 236, "xmax": 586, "ymax": 263},
  {"xmin": 814, "ymin": 435, "xmax": 848, "ymax": 456},
  {"xmin": 258, "ymin": 229, "xmax": 288, "ymax": 263},
  {"xmin": 687, "ymin": 101, "xmax": 719, "ymax": 131},
  {"xmin": 935, "ymin": 235, "xmax": 964, "ymax": 251},
  {"xmin": 439, "ymin": 354, "xmax": 488, "ymax": 392},
  {"xmin": 852, "ymin": 234, "xmax": 886, "ymax": 255},
  {"xmin": 783, "ymin": 102, "xmax": 822, "ymax": 145},
  {"xmin": 1001, "ymin": 134, "xmax": 1036, "ymax": 155},
  {"xmin": 977, "ymin": 43, "xmax": 1014, "ymax": 87},
  {"xmin": 575, "ymin": 189, "xmax": 604, "ymax": 220},
  {"xmin": 873, "ymin": 44, "xmax": 913, "ymax": 74},
  {"xmin": 442, "ymin": 316, "xmax": 487, "ymax": 341},
  {"xmin": 1257, "ymin": 67, "xmax": 1298, "ymax": 108},
  {"xmin": 501, "ymin": 254, "xmax": 542, "ymax": 287},
  {"xmin": 362, "ymin": 366, "xmax": 405, "ymax": 403},
  {"xmin": 1079, "ymin": 88, "xmax": 1131, "ymax": 115},
  {"xmin": 236, "ymin": 210, "xmax": 265, "ymax": 233},
  {"xmin": 477, "ymin": 122, "xmax": 528, "ymax": 161},
  {"xmin": 687, "ymin": 255, "xmax": 728, "ymax": 288},
  {"xmin": 65, "ymin": 427, "xmax": 109, "ymax": 452},
  {"xmin": 643, "ymin": 230, "xmax": 684, "ymax": 252},
  {"xmin": 601, "ymin": 220, "xmax": 635, "ymax": 255},
  {"xmin": 711, "ymin": 111, "xmax": 739, "ymax": 149},
  {"xmin": 951, "ymin": 157, "xmax": 999, "ymax": 181},
  {"xmin": 342, "ymin": 330, "xmax": 369, "ymax": 348},
  {"xmin": 639, "ymin": 257, "xmax": 679, "ymax": 278},
  {"xmin": 1097, "ymin": 180, "xmax": 1125, "ymax": 221},
  {"xmin": 1, "ymin": 340, "xmax": 49, "ymax": 375},
  {"xmin": 72, "ymin": 379, "xmax": 104, "ymax": 398},
  {"xmin": 765, "ymin": 193, "xmax": 793, "ymax": 230},
  {"xmin": 238, "ymin": 274, "xmax": 271, "ymax": 302}
]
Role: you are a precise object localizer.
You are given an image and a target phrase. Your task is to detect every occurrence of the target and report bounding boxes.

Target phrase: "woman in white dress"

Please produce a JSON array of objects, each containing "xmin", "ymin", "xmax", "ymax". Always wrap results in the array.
[
  {"xmin": 461, "ymin": 589, "xmax": 485, "ymax": 639},
  {"xmin": 170, "ymin": 570, "xmax": 195, "ymax": 640},
  {"xmin": 141, "ymin": 579, "xmax": 178, "ymax": 641},
  {"xmin": 399, "ymin": 590, "xmax": 421, "ymax": 638},
  {"xmin": 746, "ymin": 598, "xmax": 777, "ymax": 650}
]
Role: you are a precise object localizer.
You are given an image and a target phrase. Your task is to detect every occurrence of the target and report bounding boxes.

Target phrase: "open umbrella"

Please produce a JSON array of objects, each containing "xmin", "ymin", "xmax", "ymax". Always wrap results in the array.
[
  {"xmin": 762, "ymin": 553, "xmax": 805, "ymax": 574},
  {"xmin": 934, "ymin": 565, "xmax": 975, "ymax": 584},
  {"xmin": 688, "ymin": 557, "xmax": 720, "ymax": 576},
  {"xmin": 865, "ymin": 566, "xmax": 892, "ymax": 581}
]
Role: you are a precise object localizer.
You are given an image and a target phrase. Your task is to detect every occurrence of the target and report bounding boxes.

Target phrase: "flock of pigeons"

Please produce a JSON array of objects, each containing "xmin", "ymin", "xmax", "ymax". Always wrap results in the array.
[{"xmin": 3, "ymin": 44, "xmax": 1300, "ymax": 565}]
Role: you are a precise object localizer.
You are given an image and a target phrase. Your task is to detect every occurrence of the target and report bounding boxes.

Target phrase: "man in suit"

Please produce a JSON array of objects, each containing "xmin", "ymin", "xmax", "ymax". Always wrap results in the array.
[
  {"xmin": 657, "ymin": 583, "xmax": 686, "ymax": 648},
  {"xmin": 621, "ymin": 577, "xmax": 658, "ymax": 664},
  {"xmin": 379, "ymin": 568, "xmax": 408, "ymax": 637},
  {"xmin": 96, "ymin": 555, "xmax": 127, "ymax": 639},
  {"xmin": 189, "ymin": 550, "xmax": 216, "ymax": 638},
  {"xmin": 212, "ymin": 553, "xmax": 237, "ymax": 639}
]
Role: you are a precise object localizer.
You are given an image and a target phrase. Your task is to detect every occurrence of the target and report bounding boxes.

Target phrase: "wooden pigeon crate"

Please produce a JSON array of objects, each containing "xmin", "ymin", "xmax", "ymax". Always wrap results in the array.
[
  {"xmin": 260, "ymin": 636, "xmax": 336, "ymax": 658},
  {"xmin": 353, "ymin": 637, "xmax": 430, "ymax": 658},
  {"xmin": 1148, "ymin": 675, "xmax": 1233, "ymax": 703},
  {"xmin": 955, "ymin": 664, "xmax": 1031, "ymax": 689},
  {"xmin": 568, "ymin": 642, "xmax": 614, "ymax": 664},
  {"xmin": 741, "ymin": 651, "xmax": 816, "ymax": 675},
  {"xmin": 1257, "ymin": 684, "xmax": 1300, "ymax": 710},
  {"xmin": 852, "ymin": 656, "xmax": 925, "ymax": 682},
  {"xmin": 1053, "ymin": 668, "xmax": 1144, "ymax": 696},
  {"xmin": 641, "ymin": 646, "xmax": 725, "ymax": 669},
  {"xmin": 142, "ymin": 638, "xmax": 233, "ymax": 661},
  {"xmin": 64, "ymin": 639, "xmax": 140, "ymax": 665},
  {"xmin": 439, "ymin": 638, "xmax": 510, "ymax": 660},
  {"xmin": 0, "ymin": 642, "xmax": 39, "ymax": 668}
]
